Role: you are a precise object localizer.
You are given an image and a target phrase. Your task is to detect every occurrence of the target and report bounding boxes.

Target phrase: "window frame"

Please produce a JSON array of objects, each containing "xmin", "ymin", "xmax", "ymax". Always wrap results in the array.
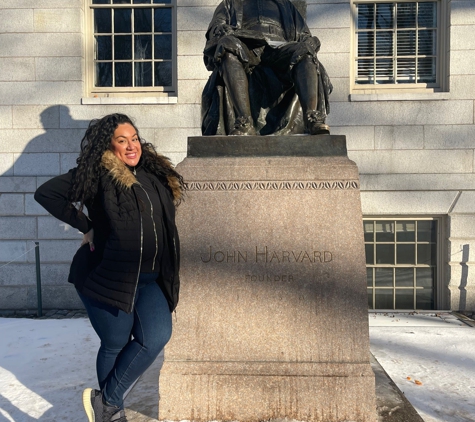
[
  {"xmin": 84, "ymin": 0, "xmax": 177, "ymax": 98},
  {"xmin": 351, "ymin": 0, "xmax": 449, "ymax": 94},
  {"xmin": 364, "ymin": 216, "xmax": 445, "ymax": 310}
]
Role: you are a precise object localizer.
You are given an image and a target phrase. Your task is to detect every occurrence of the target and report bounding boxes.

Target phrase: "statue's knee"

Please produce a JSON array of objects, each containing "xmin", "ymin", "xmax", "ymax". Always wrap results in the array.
[
  {"xmin": 215, "ymin": 40, "xmax": 241, "ymax": 64},
  {"xmin": 222, "ymin": 51, "xmax": 239, "ymax": 62},
  {"xmin": 216, "ymin": 35, "xmax": 241, "ymax": 51},
  {"xmin": 300, "ymin": 54, "xmax": 315, "ymax": 66},
  {"xmin": 292, "ymin": 54, "xmax": 318, "ymax": 77}
]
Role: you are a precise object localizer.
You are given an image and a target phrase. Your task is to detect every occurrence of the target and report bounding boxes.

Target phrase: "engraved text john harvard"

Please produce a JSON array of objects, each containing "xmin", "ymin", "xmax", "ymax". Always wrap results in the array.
[{"xmin": 201, "ymin": 246, "xmax": 333, "ymax": 264}]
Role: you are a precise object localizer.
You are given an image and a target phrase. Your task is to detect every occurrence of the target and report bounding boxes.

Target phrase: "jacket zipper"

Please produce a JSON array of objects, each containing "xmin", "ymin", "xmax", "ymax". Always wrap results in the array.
[
  {"xmin": 140, "ymin": 186, "xmax": 159, "ymax": 272},
  {"xmin": 172, "ymin": 236, "xmax": 178, "ymax": 271},
  {"xmin": 129, "ymin": 186, "xmax": 144, "ymax": 313}
]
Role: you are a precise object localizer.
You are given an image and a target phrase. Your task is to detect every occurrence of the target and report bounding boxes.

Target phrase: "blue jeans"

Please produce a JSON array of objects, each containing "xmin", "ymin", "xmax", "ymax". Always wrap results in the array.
[{"xmin": 78, "ymin": 273, "xmax": 172, "ymax": 408}]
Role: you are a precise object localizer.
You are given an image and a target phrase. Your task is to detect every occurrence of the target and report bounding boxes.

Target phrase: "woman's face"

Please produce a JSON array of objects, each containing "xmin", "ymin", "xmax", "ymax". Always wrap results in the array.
[{"xmin": 110, "ymin": 123, "xmax": 142, "ymax": 167}]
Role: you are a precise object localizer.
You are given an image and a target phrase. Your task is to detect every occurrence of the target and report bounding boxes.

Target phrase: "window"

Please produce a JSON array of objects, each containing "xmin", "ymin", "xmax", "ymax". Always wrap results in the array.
[
  {"xmin": 87, "ymin": 0, "xmax": 176, "ymax": 96},
  {"xmin": 364, "ymin": 218, "xmax": 440, "ymax": 310},
  {"xmin": 353, "ymin": 1, "xmax": 446, "ymax": 90}
]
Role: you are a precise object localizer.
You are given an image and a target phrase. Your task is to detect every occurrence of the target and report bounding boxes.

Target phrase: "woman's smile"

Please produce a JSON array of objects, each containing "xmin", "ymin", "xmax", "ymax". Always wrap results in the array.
[{"xmin": 110, "ymin": 123, "xmax": 142, "ymax": 167}]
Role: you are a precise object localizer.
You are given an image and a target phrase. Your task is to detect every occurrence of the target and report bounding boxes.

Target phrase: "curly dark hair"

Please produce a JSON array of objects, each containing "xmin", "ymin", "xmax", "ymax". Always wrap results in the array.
[{"xmin": 70, "ymin": 113, "xmax": 185, "ymax": 210}]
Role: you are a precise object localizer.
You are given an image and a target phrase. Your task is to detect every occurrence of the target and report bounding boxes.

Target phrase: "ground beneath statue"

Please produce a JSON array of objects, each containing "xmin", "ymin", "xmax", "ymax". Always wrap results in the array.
[{"xmin": 0, "ymin": 311, "xmax": 473, "ymax": 422}]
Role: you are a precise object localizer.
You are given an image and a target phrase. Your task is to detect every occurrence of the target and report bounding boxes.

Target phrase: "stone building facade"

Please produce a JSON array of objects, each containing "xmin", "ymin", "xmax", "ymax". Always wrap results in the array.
[{"xmin": 0, "ymin": 0, "xmax": 474, "ymax": 311}]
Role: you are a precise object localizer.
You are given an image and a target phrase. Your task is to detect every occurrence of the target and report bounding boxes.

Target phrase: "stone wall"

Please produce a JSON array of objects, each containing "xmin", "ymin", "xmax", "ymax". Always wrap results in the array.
[{"xmin": 0, "ymin": 0, "xmax": 474, "ymax": 310}]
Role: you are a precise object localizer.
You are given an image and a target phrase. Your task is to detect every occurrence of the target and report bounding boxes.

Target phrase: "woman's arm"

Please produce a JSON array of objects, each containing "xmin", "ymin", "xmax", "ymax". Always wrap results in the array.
[{"xmin": 34, "ymin": 169, "xmax": 93, "ymax": 235}]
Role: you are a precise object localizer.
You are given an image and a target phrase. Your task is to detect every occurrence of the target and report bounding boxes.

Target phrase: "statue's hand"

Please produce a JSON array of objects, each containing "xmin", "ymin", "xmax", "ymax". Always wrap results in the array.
[{"xmin": 213, "ymin": 24, "xmax": 234, "ymax": 37}]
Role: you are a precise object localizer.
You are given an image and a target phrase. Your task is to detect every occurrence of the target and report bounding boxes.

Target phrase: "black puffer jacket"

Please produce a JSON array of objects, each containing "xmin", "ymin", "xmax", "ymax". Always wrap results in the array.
[{"xmin": 34, "ymin": 150, "xmax": 181, "ymax": 313}]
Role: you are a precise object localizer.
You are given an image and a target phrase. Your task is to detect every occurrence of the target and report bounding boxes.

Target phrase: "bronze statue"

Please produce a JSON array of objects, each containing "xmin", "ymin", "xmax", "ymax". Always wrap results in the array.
[{"xmin": 202, "ymin": 0, "xmax": 332, "ymax": 136}]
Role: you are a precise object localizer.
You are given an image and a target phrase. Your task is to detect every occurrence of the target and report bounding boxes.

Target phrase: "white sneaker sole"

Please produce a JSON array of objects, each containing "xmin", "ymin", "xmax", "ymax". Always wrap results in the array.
[{"xmin": 82, "ymin": 388, "xmax": 95, "ymax": 422}]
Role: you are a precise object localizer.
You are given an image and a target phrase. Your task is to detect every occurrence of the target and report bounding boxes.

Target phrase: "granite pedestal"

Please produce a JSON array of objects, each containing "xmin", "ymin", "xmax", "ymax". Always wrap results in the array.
[{"xmin": 158, "ymin": 136, "xmax": 377, "ymax": 422}]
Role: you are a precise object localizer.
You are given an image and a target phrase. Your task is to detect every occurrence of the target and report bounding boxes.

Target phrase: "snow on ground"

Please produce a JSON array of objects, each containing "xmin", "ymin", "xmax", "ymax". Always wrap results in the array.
[
  {"xmin": 0, "ymin": 318, "xmax": 98, "ymax": 422},
  {"xmin": 369, "ymin": 312, "xmax": 475, "ymax": 422},
  {"xmin": 0, "ymin": 313, "xmax": 474, "ymax": 422}
]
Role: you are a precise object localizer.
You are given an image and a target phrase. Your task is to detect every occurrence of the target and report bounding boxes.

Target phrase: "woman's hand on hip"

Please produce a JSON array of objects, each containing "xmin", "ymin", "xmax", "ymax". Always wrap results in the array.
[{"xmin": 81, "ymin": 228, "xmax": 95, "ymax": 252}]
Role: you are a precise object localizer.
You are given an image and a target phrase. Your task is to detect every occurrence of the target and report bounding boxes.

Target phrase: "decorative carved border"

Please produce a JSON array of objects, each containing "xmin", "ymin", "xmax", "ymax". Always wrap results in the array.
[{"xmin": 187, "ymin": 180, "xmax": 359, "ymax": 191}]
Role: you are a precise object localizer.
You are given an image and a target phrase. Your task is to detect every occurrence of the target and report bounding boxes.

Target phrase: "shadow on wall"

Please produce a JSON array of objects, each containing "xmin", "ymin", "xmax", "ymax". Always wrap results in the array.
[
  {"xmin": 2, "ymin": 105, "xmax": 90, "ymax": 178},
  {"xmin": 459, "ymin": 244, "xmax": 469, "ymax": 311},
  {"xmin": 0, "ymin": 105, "xmax": 90, "ymax": 310}
]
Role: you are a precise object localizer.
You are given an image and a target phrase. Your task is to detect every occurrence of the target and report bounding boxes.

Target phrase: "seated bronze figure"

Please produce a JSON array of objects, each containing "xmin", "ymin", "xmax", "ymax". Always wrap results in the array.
[{"xmin": 202, "ymin": 0, "xmax": 332, "ymax": 136}]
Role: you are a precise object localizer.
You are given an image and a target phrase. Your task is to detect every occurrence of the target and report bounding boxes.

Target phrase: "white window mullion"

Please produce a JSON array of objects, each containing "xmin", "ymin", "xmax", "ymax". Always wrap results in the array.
[
  {"xmin": 132, "ymin": 9, "xmax": 135, "ymax": 88},
  {"xmin": 112, "ymin": 8, "xmax": 115, "ymax": 88},
  {"xmin": 415, "ymin": 2, "xmax": 419, "ymax": 82},
  {"xmin": 152, "ymin": 8, "xmax": 155, "ymax": 87},
  {"xmin": 393, "ymin": 3, "xmax": 397, "ymax": 83},
  {"xmin": 365, "ymin": 217, "xmax": 440, "ymax": 310},
  {"xmin": 354, "ymin": 0, "xmax": 442, "ymax": 90},
  {"xmin": 88, "ymin": 0, "xmax": 176, "ymax": 96}
]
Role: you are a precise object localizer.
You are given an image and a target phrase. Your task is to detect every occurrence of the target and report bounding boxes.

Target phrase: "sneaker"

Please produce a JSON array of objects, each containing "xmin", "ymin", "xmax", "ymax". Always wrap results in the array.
[
  {"xmin": 82, "ymin": 388, "xmax": 128, "ymax": 422},
  {"xmin": 104, "ymin": 406, "xmax": 128, "ymax": 422},
  {"xmin": 82, "ymin": 388, "xmax": 103, "ymax": 422}
]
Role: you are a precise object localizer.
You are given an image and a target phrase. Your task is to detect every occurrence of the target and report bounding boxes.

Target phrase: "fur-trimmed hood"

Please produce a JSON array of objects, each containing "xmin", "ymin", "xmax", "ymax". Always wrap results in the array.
[{"xmin": 101, "ymin": 149, "xmax": 183, "ymax": 203}]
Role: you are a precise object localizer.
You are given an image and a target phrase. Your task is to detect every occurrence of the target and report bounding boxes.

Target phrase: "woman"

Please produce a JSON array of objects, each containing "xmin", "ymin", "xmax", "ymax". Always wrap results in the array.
[{"xmin": 34, "ymin": 113, "xmax": 185, "ymax": 422}]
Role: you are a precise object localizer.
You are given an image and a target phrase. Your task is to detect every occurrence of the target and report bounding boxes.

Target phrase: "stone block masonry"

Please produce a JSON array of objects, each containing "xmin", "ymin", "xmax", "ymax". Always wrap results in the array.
[{"xmin": 158, "ymin": 136, "xmax": 377, "ymax": 422}]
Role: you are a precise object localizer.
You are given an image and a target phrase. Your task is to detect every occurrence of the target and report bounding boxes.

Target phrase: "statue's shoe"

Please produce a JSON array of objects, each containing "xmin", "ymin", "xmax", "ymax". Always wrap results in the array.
[
  {"xmin": 307, "ymin": 122, "xmax": 330, "ymax": 135},
  {"xmin": 230, "ymin": 116, "xmax": 257, "ymax": 136},
  {"xmin": 305, "ymin": 110, "xmax": 330, "ymax": 135}
]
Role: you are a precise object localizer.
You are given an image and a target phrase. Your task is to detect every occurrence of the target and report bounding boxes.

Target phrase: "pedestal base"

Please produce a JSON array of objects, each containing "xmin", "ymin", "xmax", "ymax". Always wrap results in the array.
[
  {"xmin": 159, "ymin": 136, "xmax": 377, "ymax": 422},
  {"xmin": 160, "ymin": 363, "xmax": 375, "ymax": 421}
]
